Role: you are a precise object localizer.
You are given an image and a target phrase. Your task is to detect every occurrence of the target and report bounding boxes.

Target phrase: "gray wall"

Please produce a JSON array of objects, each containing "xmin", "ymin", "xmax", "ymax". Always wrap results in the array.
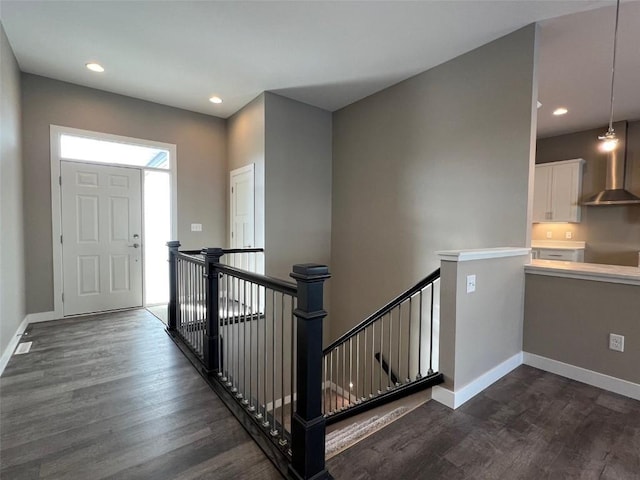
[
  {"xmin": 330, "ymin": 25, "xmax": 538, "ymax": 340},
  {"xmin": 227, "ymin": 94, "xmax": 265, "ymax": 250},
  {"xmin": 534, "ymin": 120, "xmax": 640, "ymax": 266},
  {"xmin": 21, "ymin": 74, "xmax": 227, "ymax": 314},
  {"xmin": 524, "ymin": 274, "xmax": 640, "ymax": 384},
  {"xmin": 440, "ymin": 255, "xmax": 526, "ymax": 390},
  {"xmin": 226, "ymin": 93, "xmax": 332, "ymax": 273},
  {"xmin": 264, "ymin": 92, "xmax": 332, "ymax": 280},
  {"xmin": 0, "ymin": 23, "xmax": 26, "ymax": 358}
]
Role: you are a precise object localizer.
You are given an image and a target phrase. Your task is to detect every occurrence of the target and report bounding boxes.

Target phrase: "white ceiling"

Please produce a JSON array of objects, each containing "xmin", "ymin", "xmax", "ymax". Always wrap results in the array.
[
  {"xmin": 537, "ymin": 1, "xmax": 640, "ymax": 137},
  {"xmin": 1, "ymin": 0, "xmax": 631, "ymax": 137}
]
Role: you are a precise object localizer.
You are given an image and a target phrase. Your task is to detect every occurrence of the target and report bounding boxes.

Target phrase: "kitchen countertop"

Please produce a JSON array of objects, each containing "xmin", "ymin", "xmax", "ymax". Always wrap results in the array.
[
  {"xmin": 531, "ymin": 240, "xmax": 586, "ymax": 250},
  {"xmin": 525, "ymin": 259, "xmax": 640, "ymax": 286}
]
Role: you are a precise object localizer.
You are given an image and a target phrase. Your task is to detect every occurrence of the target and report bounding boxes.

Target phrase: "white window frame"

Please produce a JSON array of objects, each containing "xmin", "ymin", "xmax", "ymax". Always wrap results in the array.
[{"xmin": 50, "ymin": 125, "xmax": 178, "ymax": 318}]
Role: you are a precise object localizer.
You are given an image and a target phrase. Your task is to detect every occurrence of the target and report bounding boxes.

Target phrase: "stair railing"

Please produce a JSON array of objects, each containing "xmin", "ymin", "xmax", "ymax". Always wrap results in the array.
[
  {"xmin": 167, "ymin": 242, "xmax": 331, "ymax": 480},
  {"xmin": 322, "ymin": 268, "xmax": 442, "ymax": 423}
]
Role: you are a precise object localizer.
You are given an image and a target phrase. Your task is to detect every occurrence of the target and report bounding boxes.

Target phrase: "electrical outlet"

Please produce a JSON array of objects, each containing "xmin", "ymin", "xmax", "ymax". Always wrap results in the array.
[
  {"xmin": 466, "ymin": 274, "xmax": 476, "ymax": 294},
  {"xmin": 191, "ymin": 223, "xmax": 202, "ymax": 232},
  {"xmin": 609, "ymin": 333, "xmax": 624, "ymax": 352},
  {"xmin": 546, "ymin": 231, "xmax": 552, "ymax": 239},
  {"xmin": 565, "ymin": 231, "xmax": 573, "ymax": 239}
]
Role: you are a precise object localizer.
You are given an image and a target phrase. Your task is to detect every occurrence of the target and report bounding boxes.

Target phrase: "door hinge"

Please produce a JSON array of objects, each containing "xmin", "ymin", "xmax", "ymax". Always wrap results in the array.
[
  {"xmin": 60, "ymin": 235, "xmax": 63, "ymax": 244},
  {"xmin": 61, "ymin": 293, "xmax": 64, "ymax": 302},
  {"xmin": 59, "ymin": 176, "xmax": 62, "ymax": 186},
  {"xmin": 231, "ymin": 231, "xmax": 234, "ymax": 238}
]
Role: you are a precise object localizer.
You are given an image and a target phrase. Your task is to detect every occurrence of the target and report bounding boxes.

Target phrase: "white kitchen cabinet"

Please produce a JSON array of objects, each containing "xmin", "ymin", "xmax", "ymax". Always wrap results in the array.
[
  {"xmin": 532, "ymin": 248, "xmax": 584, "ymax": 262},
  {"xmin": 532, "ymin": 159, "xmax": 584, "ymax": 223}
]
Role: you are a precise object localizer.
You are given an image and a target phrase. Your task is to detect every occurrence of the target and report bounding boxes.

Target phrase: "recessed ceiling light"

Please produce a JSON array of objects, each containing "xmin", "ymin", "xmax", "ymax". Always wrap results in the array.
[
  {"xmin": 553, "ymin": 107, "xmax": 568, "ymax": 116},
  {"xmin": 86, "ymin": 62, "xmax": 104, "ymax": 73},
  {"xmin": 209, "ymin": 96, "xmax": 223, "ymax": 104}
]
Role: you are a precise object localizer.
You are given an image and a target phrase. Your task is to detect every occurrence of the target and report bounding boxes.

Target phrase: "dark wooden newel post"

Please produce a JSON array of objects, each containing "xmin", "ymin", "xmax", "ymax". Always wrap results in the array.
[
  {"xmin": 166, "ymin": 241, "xmax": 181, "ymax": 332},
  {"xmin": 289, "ymin": 264, "xmax": 331, "ymax": 480},
  {"xmin": 203, "ymin": 248, "xmax": 224, "ymax": 374}
]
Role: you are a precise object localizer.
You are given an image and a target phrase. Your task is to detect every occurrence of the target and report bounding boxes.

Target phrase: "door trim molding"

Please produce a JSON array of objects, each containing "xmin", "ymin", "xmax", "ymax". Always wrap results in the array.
[{"xmin": 50, "ymin": 125, "xmax": 178, "ymax": 318}]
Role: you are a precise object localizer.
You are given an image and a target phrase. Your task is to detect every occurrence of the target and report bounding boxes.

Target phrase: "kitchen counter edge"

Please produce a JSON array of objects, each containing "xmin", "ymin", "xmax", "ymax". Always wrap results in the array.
[{"xmin": 525, "ymin": 259, "xmax": 640, "ymax": 286}]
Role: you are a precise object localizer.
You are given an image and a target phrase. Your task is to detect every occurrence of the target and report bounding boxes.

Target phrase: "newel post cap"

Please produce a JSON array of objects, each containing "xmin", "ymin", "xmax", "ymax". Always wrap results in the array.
[{"xmin": 290, "ymin": 264, "xmax": 331, "ymax": 282}]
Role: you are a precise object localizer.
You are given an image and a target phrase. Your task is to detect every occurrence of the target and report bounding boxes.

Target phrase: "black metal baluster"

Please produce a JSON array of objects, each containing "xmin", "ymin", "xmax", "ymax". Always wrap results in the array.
[
  {"xmin": 349, "ymin": 337, "xmax": 353, "ymax": 405},
  {"xmin": 379, "ymin": 316, "xmax": 383, "ymax": 394},
  {"xmin": 290, "ymin": 295, "xmax": 295, "ymax": 435},
  {"xmin": 279, "ymin": 293, "xmax": 286, "ymax": 445},
  {"xmin": 270, "ymin": 289, "xmax": 277, "ymax": 436},
  {"xmin": 229, "ymin": 274, "xmax": 235, "ymax": 390},
  {"xmin": 370, "ymin": 323, "xmax": 374, "ymax": 398},
  {"xmin": 397, "ymin": 303, "xmax": 402, "ymax": 386},
  {"xmin": 407, "ymin": 297, "xmax": 412, "ymax": 382},
  {"xmin": 248, "ymin": 281, "xmax": 255, "ymax": 412},
  {"xmin": 388, "ymin": 311, "xmax": 393, "ymax": 390},
  {"xmin": 429, "ymin": 284, "xmax": 435, "ymax": 375},
  {"xmin": 218, "ymin": 272, "xmax": 223, "ymax": 378},
  {"xmin": 418, "ymin": 290, "xmax": 423, "ymax": 379},
  {"xmin": 262, "ymin": 286, "xmax": 269, "ymax": 426},
  {"xmin": 362, "ymin": 327, "xmax": 367, "ymax": 401},
  {"xmin": 239, "ymin": 279, "xmax": 247, "ymax": 402}
]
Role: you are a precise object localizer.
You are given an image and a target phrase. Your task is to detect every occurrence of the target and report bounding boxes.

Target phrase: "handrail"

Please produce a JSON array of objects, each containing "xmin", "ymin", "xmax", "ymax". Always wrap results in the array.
[
  {"xmin": 180, "ymin": 247, "xmax": 264, "ymax": 256},
  {"xmin": 179, "ymin": 249, "xmax": 204, "ymax": 255},
  {"xmin": 323, "ymin": 268, "xmax": 440, "ymax": 354},
  {"xmin": 176, "ymin": 251, "xmax": 205, "ymax": 265},
  {"xmin": 214, "ymin": 263, "xmax": 297, "ymax": 297},
  {"xmin": 222, "ymin": 247, "xmax": 264, "ymax": 254}
]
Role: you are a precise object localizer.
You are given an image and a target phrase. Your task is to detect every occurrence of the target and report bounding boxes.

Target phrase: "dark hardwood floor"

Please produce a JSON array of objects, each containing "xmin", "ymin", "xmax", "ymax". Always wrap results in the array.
[
  {"xmin": 328, "ymin": 365, "xmax": 640, "ymax": 479},
  {"xmin": 5, "ymin": 312, "xmax": 639, "ymax": 479},
  {"xmin": 0, "ymin": 309, "xmax": 283, "ymax": 480}
]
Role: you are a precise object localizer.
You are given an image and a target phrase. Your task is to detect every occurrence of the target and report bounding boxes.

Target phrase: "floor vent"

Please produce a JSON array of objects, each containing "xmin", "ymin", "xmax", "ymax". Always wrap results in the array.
[{"xmin": 15, "ymin": 342, "xmax": 33, "ymax": 355}]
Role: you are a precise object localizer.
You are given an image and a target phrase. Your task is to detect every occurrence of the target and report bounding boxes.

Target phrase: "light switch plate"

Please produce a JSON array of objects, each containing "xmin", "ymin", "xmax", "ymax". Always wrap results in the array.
[
  {"xmin": 191, "ymin": 223, "xmax": 202, "ymax": 232},
  {"xmin": 466, "ymin": 274, "xmax": 476, "ymax": 293}
]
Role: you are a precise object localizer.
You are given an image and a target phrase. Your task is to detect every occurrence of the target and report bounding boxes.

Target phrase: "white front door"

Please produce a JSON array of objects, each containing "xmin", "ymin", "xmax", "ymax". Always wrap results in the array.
[
  {"xmin": 230, "ymin": 165, "xmax": 255, "ymax": 250},
  {"xmin": 61, "ymin": 161, "xmax": 143, "ymax": 315}
]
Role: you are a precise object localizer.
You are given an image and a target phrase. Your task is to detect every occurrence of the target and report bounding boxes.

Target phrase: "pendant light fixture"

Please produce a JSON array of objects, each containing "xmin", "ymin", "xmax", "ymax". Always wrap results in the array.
[{"xmin": 598, "ymin": 0, "xmax": 621, "ymax": 152}]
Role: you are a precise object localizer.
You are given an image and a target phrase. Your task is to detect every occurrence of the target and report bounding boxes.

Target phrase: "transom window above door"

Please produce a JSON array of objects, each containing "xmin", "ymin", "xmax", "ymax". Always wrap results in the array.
[{"xmin": 60, "ymin": 134, "xmax": 170, "ymax": 169}]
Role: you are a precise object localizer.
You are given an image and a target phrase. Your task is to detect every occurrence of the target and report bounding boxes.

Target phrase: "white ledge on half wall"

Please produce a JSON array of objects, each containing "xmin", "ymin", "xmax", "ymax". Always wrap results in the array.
[{"xmin": 437, "ymin": 247, "xmax": 530, "ymax": 262}]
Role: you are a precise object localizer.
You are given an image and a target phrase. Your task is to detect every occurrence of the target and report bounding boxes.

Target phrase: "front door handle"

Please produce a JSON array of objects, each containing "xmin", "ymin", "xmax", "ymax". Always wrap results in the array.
[{"xmin": 128, "ymin": 243, "xmax": 140, "ymax": 248}]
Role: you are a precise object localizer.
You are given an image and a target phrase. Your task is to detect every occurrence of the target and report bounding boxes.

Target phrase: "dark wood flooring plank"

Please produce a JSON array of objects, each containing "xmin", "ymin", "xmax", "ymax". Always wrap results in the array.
[
  {"xmin": 0, "ymin": 309, "xmax": 283, "ymax": 480},
  {"xmin": 328, "ymin": 365, "xmax": 640, "ymax": 480}
]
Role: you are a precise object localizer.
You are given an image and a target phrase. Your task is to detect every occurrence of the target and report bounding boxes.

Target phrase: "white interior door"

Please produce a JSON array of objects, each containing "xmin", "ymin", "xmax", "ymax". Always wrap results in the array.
[
  {"xmin": 61, "ymin": 161, "xmax": 143, "ymax": 315},
  {"xmin": 230, "ymin": 165, "xmax": 255, "ymax": 250}
]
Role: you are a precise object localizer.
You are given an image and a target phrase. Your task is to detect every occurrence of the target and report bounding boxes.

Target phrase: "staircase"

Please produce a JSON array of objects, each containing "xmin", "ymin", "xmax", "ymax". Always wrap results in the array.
[
  {"xmin": 322, "ymin": 268, "xmax": 443, "ymax": 425},
  {"xmin": 165, "ymin": 242, "xmax": 443, "ymax": 479}
]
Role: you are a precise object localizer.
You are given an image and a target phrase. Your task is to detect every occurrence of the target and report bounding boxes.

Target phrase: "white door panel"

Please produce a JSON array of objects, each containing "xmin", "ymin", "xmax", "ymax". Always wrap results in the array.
[
  {"xmin": 61, "ymin": 161, "xmax": 142, "ymax": 315},
  {"xmin": 230, "ymin": 166, "xmax": 255, "ymax": 251},
  {"xmin": 229, "ymin": 166, "xmax": 256, "ymax": 305}
]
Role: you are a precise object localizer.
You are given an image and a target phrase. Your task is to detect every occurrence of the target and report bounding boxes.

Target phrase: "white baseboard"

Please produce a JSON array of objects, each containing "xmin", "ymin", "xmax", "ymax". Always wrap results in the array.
[
  {"xmin": 0, "ymin": 317, "xmax": 29, "ymax": 376},
  {"xmin": 432, "ymin": 352, "xmax": 524, "ymax": 409},
  {"xmin": 25, "ymin": 311, "xmax": 56, "ymax": 323},
  {"xmin": 0, "ymin": 311, "xmax": 57, "ymax": 377},
  {"xmin": 523, "ymin": 352, "xmax": 640, "ymax": 402}
]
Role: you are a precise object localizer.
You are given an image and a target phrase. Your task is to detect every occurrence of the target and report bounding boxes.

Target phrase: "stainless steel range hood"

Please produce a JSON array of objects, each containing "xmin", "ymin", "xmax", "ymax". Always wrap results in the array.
[{"xmin": 583, "ymin": 123, "xmax": 640, "ymax": 205}]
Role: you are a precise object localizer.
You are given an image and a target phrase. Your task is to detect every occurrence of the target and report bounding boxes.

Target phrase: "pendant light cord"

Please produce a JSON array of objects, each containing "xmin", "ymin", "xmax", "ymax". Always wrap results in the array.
[{"xmin": 608, "ymin": 0, "xmax": 620, "ymax": 133}]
